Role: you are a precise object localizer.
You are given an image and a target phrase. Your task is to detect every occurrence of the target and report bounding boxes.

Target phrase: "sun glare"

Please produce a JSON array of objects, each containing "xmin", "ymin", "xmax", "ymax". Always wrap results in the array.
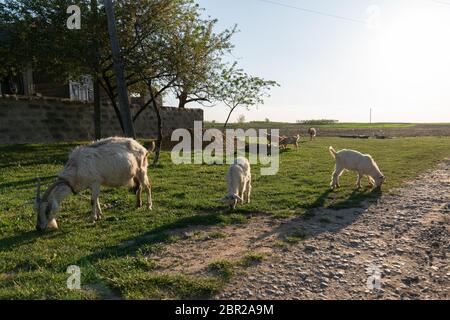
[{"xmin": 372, "ymin": 5, "xmax": 450, "ymax": 103}]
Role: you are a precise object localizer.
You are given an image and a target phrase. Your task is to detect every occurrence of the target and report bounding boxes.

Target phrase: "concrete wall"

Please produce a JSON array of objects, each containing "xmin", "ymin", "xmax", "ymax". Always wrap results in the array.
[{"xmin": 0, "ymin": 95, "xmax": 203, "ymax": 144}]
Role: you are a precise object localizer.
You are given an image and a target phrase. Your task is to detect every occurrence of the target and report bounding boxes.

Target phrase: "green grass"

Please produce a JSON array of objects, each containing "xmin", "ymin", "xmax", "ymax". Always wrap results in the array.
[
  {"xmin": 284, "ymin": 229, "xmax": 308, "ymax": 244},
  {"xmin": 0, "ymin": 137, "xmax": 449, "ymax": 299},
  {"xmin": 208, "ymin": 253, "xmax": 266, "ymax": 280},
  {"xmin": 240, "ymin": 252, "xmax": 266, "ymax": 267},
  {"xmin": 208, "ymin": 260, "xmax": 235, "ymax": 281}
]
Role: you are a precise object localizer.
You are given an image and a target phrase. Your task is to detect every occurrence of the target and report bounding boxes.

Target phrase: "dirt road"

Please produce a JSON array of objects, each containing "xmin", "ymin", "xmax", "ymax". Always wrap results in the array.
[
  {"xmin": 149, "ymin": 160, "xmax": 449, "ymax": 300},
  {"xmin": 215, "ymin": 160, "xmax": 450, "ymax": 300}
]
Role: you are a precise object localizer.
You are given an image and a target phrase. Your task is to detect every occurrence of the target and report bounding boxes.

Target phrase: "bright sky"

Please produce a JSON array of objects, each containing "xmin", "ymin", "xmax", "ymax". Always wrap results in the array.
[{"xmin": 178, "ymin": 0, "xmax": 450, "ymax": 123}]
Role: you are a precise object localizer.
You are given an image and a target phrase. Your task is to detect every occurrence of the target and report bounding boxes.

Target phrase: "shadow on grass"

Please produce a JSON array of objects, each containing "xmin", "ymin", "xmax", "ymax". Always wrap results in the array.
[
  {"xmin": 77, "ymin": 207, "xmax": 246, "ymax": 265},
  {"xmin": 0, "ymin": 230, "xmax": 65, "ymax": 252},
  {"xmin": 0, "ymin": 175, "xmax": 57, "ymax": 190},
  {"xmin": 0, "ymin": 143, "xmax": 77, "ymax": 169},
  {"xmin": 78, "ymin": 186, "xmax": 383, "ymax": 269},
  {"xmin": 257, "ymin": 187, "xmax": 383, "ymax": 243}
]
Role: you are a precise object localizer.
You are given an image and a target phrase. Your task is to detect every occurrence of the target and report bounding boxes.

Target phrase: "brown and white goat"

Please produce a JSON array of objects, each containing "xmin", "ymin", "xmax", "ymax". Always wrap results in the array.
[
  {"xmin": 34, "ymin": 137, "xmax": 152, "ymax": 231},
  {"xmin": 279, "ymin": 134, "xmax": 301, "ymax": 150},
  {"xmin": 308, "ymin": 128, "xmax": 317, "ymax": 141}
]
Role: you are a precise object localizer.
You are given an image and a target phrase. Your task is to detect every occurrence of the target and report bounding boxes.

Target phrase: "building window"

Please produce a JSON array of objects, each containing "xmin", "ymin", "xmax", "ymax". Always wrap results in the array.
[{"xmin": 69, "ymin": 75, "xmax": 94, "ymax": 102}]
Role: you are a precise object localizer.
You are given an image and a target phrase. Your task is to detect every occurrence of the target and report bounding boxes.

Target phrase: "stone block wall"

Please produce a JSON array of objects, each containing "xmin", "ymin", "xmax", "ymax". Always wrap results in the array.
[{"xmin": 0, "ymin": 96, "xmax": 203, "ymax": 144}]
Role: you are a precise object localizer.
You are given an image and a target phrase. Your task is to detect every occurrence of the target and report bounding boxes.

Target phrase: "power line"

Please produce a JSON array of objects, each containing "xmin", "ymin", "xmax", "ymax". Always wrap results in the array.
[
  {"xmin": 430, "ymin": 0, "xmax": 450, "ymax": 5},
  {"xmin": 255, "ymin": 0, "xmax": 366, "ymax": 24}
]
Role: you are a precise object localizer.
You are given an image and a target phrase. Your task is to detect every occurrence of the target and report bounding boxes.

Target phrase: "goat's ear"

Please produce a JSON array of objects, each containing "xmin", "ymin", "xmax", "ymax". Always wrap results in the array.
[
  {"xmin": 50, "ymin": 199, "xmax": 59, "ymax": 213},
  {"xmin": 218, "ymin": 197, "xmax": 227, "ymax": 203}
]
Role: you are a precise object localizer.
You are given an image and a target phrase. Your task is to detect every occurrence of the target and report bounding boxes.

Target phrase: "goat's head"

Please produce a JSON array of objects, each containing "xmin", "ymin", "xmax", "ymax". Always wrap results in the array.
[
  {"xmin": 219, "ymin": 194, "xmax": 243, "ymax": 209},
  {"xmin": 374, "ymin": 175, "xmax": 386, "ymax": 188},
  {"xmin": 34, "ymin": 180, "xmax": 59, "ymax": 232}
]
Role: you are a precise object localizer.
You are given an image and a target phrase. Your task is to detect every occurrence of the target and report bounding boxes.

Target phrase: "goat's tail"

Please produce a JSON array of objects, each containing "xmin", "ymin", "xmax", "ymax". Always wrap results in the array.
[
  {"xmin": 329, "ymin": 146, "xmax": 337, "ymax": 158},
  {"xmin": 146, "ymin": 141, "xmax": 156, "ymax": 153}
]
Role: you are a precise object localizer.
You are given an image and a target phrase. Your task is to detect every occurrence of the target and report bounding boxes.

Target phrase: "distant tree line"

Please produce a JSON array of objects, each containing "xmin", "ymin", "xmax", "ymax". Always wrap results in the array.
[{"xmin": 296, "ymin": 120, "xmax": 339, "ymax": 125}]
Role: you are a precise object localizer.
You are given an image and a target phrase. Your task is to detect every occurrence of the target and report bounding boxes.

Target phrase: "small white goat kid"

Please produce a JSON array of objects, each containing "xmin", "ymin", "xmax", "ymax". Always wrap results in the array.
[
  {"xmin": 220, "ymin": 157, "xmax": 252, "ymax": 209},
  {"xmin": 34, "ymin": 137, "xmax": 152, "ymax": 231},
  {"xmin": 329, "ymin": 146, "xmax": 385, "ymax": 189}
]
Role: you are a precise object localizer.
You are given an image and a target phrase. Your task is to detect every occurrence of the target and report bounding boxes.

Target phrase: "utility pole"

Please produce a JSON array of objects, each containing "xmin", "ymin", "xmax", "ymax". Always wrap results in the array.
[
  {"xmin": 104, "ymin": 0, "xmax": 136, "ymax": 138},
  {"xmin": 91, "ymin": 0, "xmax": 101, "ymax": 140}
]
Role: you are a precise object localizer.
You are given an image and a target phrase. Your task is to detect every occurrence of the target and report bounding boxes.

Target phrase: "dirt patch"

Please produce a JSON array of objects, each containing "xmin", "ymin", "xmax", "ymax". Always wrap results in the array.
[{"xmin": 147, "ymin": 219, "xmax": 276, "ymax": 275}]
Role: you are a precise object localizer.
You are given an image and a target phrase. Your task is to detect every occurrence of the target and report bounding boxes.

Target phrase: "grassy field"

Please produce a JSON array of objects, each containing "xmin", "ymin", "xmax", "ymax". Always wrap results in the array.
[{"xmin": 0, "ymin": 137, "xmax": 449, "ymax": 299}]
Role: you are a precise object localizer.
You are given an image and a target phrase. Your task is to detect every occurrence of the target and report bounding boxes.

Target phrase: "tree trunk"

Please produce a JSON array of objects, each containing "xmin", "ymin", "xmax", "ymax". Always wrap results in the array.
[
  {"xmin": 99, "ymin": 77, "xmax": 124, "ymax": 132},
  {"xmin": 149, "ymin": 86, "xmax": 163, "ymax": 166},
  {"xmin": 104, "ymin": 0, "xmax": 136, "ymax": 139},
  {"xmin": 91, "ymin": 0, "xmax": 101, "ymax": 140},
  {"xmin": 224, "ymin": 106, "xmax": 236, "ymax": 129},
  {"xmin": 178, "ymin": 90, "xmax": 188, "ymax": 108},
  {"xmin": 93, "ymin": 80, "xmax": 101, "ymax": 139}
]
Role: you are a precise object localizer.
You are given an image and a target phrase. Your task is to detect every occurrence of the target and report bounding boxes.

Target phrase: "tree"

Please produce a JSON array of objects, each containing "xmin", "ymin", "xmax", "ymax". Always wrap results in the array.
[
  {"xmin": 0, "ymin": 0, "xmax": 107, "ymax": 134},
  {"xmin": 91, "ymin": 0, "xmax": 102, "ymax": 140},
  {"xmin": 169, "ymin": 16, "xmax": 237, "ymax": 109},
  {"xmin": 237, "ymin": 114, "xmax": 246, "ymax": 124},
  {"xmin": 217, "ymin": 64, "xmax": 279, "ymax": 128},
  {"xmin": 104, "ymin": 0, "xmax": 135, "ymax": 138}
]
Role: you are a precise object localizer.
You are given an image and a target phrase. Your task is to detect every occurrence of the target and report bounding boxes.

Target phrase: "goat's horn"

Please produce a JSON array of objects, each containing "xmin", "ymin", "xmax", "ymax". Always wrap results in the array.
[{"xmin": 36, "ymin": 179, "xmax": 41, "ymax": 202}]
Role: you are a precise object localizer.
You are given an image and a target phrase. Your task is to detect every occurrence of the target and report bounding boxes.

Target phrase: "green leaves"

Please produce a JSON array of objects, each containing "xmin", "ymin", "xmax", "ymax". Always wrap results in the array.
[{"xmin": 216, "ymin": 63, "xmax": 279, "ymax": 126}]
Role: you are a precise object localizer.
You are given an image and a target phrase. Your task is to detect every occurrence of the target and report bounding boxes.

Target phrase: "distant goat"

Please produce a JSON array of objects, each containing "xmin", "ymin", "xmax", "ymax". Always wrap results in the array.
[
  {"xmin": 280, "ymin": 134, "xmax": 300, "ymax": 150},
  {"xmin": 34, "ymin": 137, "xmax": 152, "ymax": 231},
  {"xmin": 220, "ymin": 157, "xmax": 252, "ymax": 209},
  {"xmin": 308, "ymin": 128, "xmax": 317, "ymax": 141},
  {"xmin": 329, "ymin": 146, "xmax": 385, "ymax": 189}
]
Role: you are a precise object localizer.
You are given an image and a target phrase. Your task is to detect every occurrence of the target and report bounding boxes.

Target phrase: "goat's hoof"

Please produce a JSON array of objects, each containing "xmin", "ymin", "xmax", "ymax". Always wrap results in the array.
[{"xmin": 147, "ymin": 204, "xmax": 153, "ymax": 210}]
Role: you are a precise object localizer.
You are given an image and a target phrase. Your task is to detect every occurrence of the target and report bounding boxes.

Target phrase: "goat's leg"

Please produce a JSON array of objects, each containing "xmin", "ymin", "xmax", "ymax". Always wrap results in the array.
[
  {"xmin": 135, "ymin": 181, "xmax": 143, "ymax": 208},
  {"xmin": 356, "ymin": 173, "xmax": 362, "ymax": 189},
  {"xmin": 245, "ymin": 179, "xmax": 252, "ymax": 204},
  {"xmin": 331, "ymin": 166, "xmax": 343, "ymax": 189},
  {"xmin": 90, "ymin": 184, "xmax": 101, "ymax": 223},
  {"xmin": 367, "ymin": 176, "xmax": 375, "ymax": 187},
  {"xmin": 239, "ymin": 184, "xmax": 245, "ymax": 204},
  {"xmin": 146, "ymin": 182, "xmax": 153, "ymax": 210},
  {"xmin": 137, "ymin": 171, "xmax": 152, "ymax": 210}
]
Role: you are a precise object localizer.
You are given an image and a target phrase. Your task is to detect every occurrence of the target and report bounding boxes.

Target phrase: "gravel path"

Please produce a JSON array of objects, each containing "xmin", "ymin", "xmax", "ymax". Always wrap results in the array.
[{"xmin": 215, "ymin": 160, "xmax": 450, "ymax": 300}]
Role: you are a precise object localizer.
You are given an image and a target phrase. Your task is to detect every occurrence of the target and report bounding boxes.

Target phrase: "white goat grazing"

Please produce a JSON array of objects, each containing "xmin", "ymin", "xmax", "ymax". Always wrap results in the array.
[
  {"xmin": 220, "ymin": 157, "xmax": 252, "ymax": 209},
  {"xmin": 34, "ymin": 137, "xmax": 152, "ymax": 231},
  {"xmin": 329, "ymin": 146, "xmax": 385, "ymax": 189},
  {"xmin": 308, "ymin": 128, "xmax": 317, "ymax": 141}
]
